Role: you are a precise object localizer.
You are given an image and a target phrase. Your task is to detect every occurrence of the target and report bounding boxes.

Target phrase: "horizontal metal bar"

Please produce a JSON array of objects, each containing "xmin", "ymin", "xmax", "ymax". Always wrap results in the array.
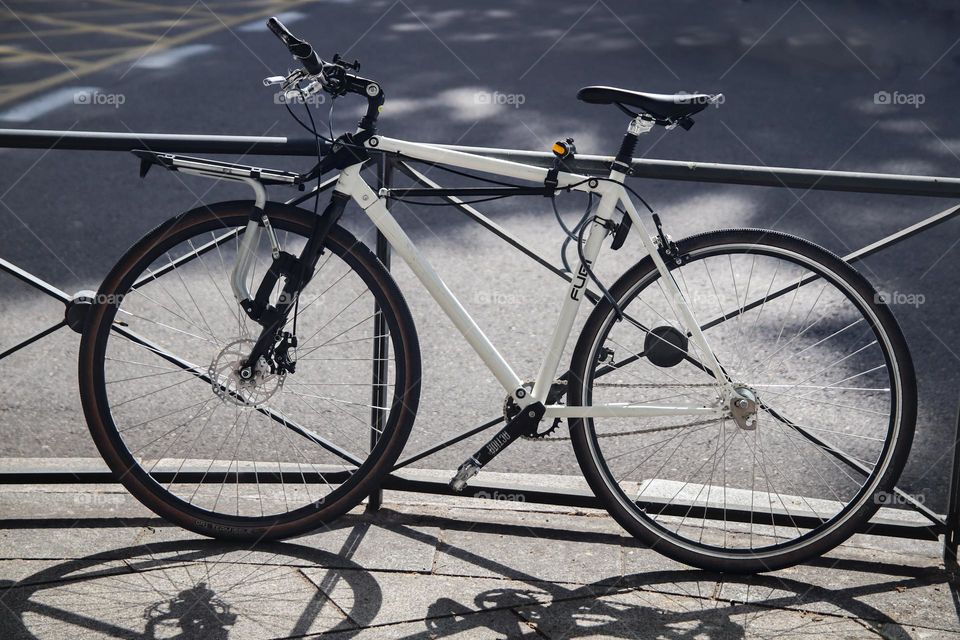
[
  {"xmin": 0, "ymin": 466, "xmax": 940, "ymax": 540},
  {"xmin": 436, "ymin": 145, "xmax": 960, "ymax": 198},
  {"xmin": 379, "ymin": 474, "xmax": 941, "ymax": 540},
  {"xmin": 0, "ymin": 467, "xmax": 352, "ymax": 484},
  {"xmin": 0, "ymin": 128, "xmax": 323, "ymax": 156},
  {"xmin": 5, "ymin": 128, "xmax": 960, "ymax": 197},
  {"xmin": 0, "ymin": 468, "xmax": 115, "ymax": 484}
]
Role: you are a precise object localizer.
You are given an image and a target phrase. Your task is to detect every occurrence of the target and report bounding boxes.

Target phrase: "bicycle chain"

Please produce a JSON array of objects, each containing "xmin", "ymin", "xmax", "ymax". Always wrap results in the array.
[{"xmin": 533, "ymin": 381, "xmax": 720, "ymax": 442}]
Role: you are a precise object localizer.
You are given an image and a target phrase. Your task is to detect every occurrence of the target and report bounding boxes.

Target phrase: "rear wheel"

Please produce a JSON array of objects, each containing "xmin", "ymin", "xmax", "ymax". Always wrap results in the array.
[
  {"xmin": 568, "ymin": 229, "xmax": 916, "ymax": 572},
  {"xmin": 79, "ymin": 201, "xmax": 421, "ymax": 541}
]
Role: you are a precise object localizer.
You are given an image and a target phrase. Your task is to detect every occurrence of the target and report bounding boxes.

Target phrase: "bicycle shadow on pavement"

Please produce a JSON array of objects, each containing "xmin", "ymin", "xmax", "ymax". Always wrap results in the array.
[
  {"xmin": 0, "ymin": 524, "xmax": 382, "ymax": 639},
  {"xmin": 0, "ymin": 511, "xmax": 953, "ymax": 639},
  {"xmin": 378, "ymin": 514, "xmax": 951, "ymax": 639}
]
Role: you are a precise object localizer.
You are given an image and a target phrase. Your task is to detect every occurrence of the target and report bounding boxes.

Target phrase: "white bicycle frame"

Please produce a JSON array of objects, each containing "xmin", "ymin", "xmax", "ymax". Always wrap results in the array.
[
  {"xmin": 302, "ymin": 117, "xmax": 735, "ymax": 422},
  {"xmin": 207, "ymin": 116, "xmax": 734, "ymax": 421}
]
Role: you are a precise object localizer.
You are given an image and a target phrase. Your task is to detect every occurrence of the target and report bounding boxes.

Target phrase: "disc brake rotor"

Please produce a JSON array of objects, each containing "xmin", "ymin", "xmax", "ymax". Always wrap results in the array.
[{"xmin": 209, "ymin": 338, "xmax": 284, "ymax": 408}]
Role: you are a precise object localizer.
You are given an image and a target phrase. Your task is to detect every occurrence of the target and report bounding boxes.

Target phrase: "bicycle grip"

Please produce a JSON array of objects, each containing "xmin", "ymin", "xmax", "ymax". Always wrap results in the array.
[
  {"xmin": 266, "ymin": 17, "xmax": 323, "ymax": 75},
  {"xmin": 267, "ymin": 17, "xmax": 296, "ymax": 45}
]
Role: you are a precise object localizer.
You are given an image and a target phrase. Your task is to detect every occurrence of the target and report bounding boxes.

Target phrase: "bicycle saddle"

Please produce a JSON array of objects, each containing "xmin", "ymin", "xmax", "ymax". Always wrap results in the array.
[{"xmin": 577, "ymin": 86, "xmax": 717, "ymax": 122}]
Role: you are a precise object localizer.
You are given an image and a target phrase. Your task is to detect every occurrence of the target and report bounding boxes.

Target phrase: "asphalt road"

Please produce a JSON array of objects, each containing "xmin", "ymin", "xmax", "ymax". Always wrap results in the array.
[{"xmin": 2, "ymin": 0, "xmax": 960, "ymax": 511}]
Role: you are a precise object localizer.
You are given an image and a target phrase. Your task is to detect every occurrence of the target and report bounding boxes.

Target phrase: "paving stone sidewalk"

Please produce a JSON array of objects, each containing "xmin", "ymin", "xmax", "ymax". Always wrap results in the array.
[{"xmin": 0, "ymin": 466, "xmax": 957, "ymax": 639}]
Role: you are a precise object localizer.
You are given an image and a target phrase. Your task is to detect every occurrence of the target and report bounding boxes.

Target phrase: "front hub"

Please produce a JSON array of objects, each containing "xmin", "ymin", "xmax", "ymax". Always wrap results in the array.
[{"xmin": 209, "ymin": 338, "xmax": 284, "ymax": 408}]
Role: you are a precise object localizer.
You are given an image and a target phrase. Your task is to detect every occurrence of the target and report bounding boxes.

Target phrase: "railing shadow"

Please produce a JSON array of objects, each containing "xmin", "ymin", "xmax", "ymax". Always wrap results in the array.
[
  {"xmin": 379, "ymin": 510, "xmax": 947, "ymax": 639},
  {"xmin": 0, "ymin": 527, "xmax": 381, "ymax": 639},
  {"xmin": 0, "ymin": 508, "xmax": 952, "ymax": 638}
]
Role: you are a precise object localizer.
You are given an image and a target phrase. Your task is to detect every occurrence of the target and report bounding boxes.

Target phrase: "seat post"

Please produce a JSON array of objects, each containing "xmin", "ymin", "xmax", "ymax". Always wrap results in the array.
[{"xmin": 611, "ymin": 116, "xmax": 654, "ymax": 175}]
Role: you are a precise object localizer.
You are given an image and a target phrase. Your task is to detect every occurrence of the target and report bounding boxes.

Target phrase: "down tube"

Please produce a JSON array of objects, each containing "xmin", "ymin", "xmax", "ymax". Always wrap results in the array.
[{"xmin": 336, "ymin": 164, "xmax": 525, "ymax": 398}]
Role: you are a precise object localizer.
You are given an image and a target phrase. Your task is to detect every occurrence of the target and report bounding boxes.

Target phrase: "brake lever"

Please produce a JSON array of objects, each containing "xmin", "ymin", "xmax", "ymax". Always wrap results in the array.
[{"xmin": 283, "ymin": 79, "xmax": 323, "ymax": 103}]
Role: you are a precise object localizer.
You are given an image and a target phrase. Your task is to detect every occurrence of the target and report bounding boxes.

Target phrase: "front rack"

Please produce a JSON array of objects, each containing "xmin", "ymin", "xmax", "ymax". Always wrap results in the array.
[{"xmin": 133, "ymin": 150, "xmax": 305, "ymax": 186}]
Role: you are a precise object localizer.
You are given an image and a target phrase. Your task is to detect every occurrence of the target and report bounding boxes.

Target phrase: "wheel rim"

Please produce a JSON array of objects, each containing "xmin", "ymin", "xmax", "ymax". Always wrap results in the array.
[
  {"xmin": 578, "ymin": 238, "xmax": 904, "ymax": 562},
  {"xmin": 86, "ymin": 211, "xmax": 408, "ymax": 525}
]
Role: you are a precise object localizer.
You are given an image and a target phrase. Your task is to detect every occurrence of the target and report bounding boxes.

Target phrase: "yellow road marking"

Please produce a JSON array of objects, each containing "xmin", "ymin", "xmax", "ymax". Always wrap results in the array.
[
  {"xmin": 0, "ymin": 28, "xmax": 91, "ymax": 41},
  {"xmin": 0, "ymin": 44, "xmax": 84, "ymax": 66},
  {"xmin": 86, "ymin": 0, "xmax": 282, "ymax": 15},
  {"xmin": 105, "ymin": 18, "xmax": 212, "ymax": 31},
  {"xmin": 28, "ymin": 9, "xmax": 179, "ymax": 19},
  {"xmin": 84, "ymin": 0, "xmax": 211, "ymax": 14},
  {"xmin": 56, "ymin": 45, "xmax": 154, "ymax": 58},
  {"xmin": 0, "ymin": 0, "xmax": 314, "ymax": 108},
  {"xmin": 11, "ymin": 13, "xmax": 167, "ymax": 42}
]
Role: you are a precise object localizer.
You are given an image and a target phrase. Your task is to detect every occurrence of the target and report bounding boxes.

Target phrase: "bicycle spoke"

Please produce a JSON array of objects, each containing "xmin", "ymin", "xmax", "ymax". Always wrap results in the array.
[
  {"xmin": 91, "ymin": 214, "xmax": 404, "ymax": 524},
  {"xmin": 578, "ymin": 236, "xmax": 905, "ymax": 564}
]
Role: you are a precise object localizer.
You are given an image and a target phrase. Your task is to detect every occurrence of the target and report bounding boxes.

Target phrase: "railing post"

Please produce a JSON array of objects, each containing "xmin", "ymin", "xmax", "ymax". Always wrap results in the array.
[
  {"xmin": 944, "ymin": 396, "xmax": 960, "ymax": 568},
  {"xmin": 367, "ymin": 153, "xmax": 393, "ymax": 512}
]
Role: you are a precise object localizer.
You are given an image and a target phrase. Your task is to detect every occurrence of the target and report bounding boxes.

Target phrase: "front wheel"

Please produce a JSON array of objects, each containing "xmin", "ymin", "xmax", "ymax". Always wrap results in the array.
[
  {"xmin": 79, "ymin": 201, "xmax": 421, "ymax": 541},
  {"xmin": 568, "ymin": 229, "xmax": 916, "ymax": 572}
]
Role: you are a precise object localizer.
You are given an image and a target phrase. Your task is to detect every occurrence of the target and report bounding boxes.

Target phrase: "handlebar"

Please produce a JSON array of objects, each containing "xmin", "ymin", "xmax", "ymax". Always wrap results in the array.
[
  {"xmin": 266, "ymin": 16, "xmax": 385, "ymax": 132},
  {"xmin": 266, "ymin": 17, "xmax": 323, "ymax": 75}
]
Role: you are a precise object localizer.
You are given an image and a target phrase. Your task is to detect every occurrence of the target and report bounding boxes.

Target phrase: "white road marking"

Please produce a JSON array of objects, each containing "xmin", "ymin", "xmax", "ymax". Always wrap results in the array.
[
  {"xmin": 133, "ymin": 44, "xmax": 214, "ymax": 70},
  {"xmin": 0, "ymin": 86, "xmax": 98, "ymax": 122}
]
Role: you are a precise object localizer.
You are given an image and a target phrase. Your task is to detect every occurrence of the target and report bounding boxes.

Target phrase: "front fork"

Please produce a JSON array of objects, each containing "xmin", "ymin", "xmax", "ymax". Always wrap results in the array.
[{"xmin": 234, "ymin": 189, "xmax": 350, "ymax": 371}]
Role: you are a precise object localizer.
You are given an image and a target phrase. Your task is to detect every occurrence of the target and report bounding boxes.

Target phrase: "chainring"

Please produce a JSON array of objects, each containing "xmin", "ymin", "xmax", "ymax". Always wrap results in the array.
[{"xmin": 502, "ymin": 380, "xmax": 566, "ymax": 440}]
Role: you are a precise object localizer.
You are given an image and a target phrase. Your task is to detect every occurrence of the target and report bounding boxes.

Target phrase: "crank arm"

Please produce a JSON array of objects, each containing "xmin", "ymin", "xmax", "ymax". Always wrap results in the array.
[{"xmin": 449, "ymin": 402, "xmax": 545, "ymax": 491}]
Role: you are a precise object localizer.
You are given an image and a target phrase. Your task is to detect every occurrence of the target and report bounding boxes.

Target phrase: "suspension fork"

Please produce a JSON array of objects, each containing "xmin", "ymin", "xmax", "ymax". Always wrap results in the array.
[{"xmin": 236, "ymin": 189, "xmax": 350, "ymax": 370}]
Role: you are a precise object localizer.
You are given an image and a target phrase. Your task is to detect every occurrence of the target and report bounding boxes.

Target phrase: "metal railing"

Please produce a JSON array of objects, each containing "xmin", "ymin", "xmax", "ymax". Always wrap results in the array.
[{"xmin": 1, "ymin": 127, "xmax": 958, "ymax": 563}]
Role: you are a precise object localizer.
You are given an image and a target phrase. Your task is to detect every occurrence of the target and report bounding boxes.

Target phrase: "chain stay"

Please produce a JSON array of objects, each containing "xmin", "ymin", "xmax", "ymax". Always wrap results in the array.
[{"xmin": 534, "ymin": 380, "xmax": 719, "ymax": 441}]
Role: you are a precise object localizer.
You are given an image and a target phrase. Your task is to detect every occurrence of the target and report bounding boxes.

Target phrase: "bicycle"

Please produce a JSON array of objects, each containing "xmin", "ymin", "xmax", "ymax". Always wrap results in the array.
[{"xmin": 78, "ymin": 17, "xmax": 917, "ymax": 573}]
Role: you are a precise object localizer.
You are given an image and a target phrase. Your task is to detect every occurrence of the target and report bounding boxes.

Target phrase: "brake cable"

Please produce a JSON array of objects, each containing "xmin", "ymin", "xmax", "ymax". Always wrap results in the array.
[{"xmin": 287, "ymin": 85, "xmax": 327, "ymax": 338}]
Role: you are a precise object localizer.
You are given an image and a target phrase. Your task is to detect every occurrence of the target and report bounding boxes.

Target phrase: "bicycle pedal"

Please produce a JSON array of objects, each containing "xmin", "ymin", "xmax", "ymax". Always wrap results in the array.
[{"xmin": 449, "ymin": 457, "xmax": 482, "ymax": 492}]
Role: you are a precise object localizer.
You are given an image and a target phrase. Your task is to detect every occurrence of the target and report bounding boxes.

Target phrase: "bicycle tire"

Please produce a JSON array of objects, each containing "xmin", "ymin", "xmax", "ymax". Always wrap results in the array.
[
  {"xmin": 79, "ymin": 200, "xmax": 421, "ymax": 541},
  {"xmin": 568, "ymin": 228, "xmax": 916, "ymax": 573}
]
